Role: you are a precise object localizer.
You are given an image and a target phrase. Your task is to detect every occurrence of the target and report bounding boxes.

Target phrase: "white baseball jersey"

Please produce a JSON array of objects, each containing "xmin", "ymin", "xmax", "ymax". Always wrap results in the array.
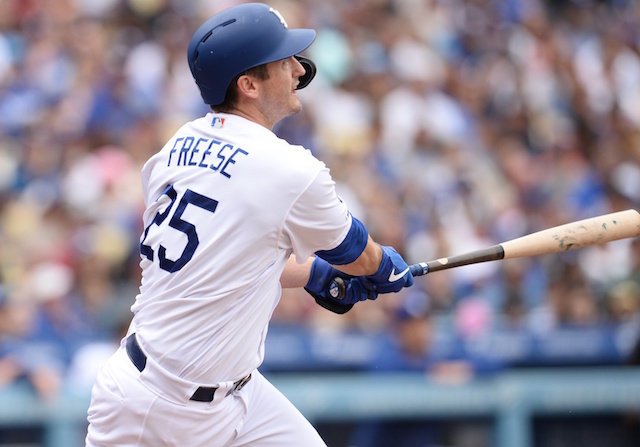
[{"xmin": 130, "ymin": 112, "xmax": 351, "ymax": 384}]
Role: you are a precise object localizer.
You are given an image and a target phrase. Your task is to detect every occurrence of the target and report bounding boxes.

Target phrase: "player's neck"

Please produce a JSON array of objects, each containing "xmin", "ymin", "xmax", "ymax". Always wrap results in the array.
[{"xmin": 222, "ymin": 105, "xmax": 275, "ymax": 130}]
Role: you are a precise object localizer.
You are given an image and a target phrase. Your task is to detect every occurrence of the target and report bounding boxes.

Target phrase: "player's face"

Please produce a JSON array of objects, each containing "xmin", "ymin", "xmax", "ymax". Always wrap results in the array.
[{"xmin": 258, "ymin": 56, "xmax": 306, "ymax": 125}]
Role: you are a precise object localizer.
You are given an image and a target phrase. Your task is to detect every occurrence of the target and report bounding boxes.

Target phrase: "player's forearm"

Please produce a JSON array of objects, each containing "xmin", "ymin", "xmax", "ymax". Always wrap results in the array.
[
  {"xmin": 280, "ymin": 236, "xmax": 383, "ymax": 289},
  {"xmin": 280, "ymin": 255, "xmax": 315, "ymax": 288},
  {"xmin": 331, "ymin": 236, "xmax": 383, "ymax": 276}
]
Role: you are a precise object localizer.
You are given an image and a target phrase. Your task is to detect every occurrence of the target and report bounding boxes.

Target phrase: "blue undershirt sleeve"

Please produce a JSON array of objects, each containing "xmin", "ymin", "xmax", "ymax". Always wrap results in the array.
[{"xmin": 315, "ymin": 216, "xmax": 368, "ymax": 265}]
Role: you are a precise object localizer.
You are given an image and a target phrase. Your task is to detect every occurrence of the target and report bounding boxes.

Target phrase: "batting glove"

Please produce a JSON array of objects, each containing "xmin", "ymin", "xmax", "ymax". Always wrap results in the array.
[
  {"xmin": 345, "ymin": 276, "xmax": 378, "ymax": 302},
  {"xmin": 366, "ymin": 246, "xmax": 414, "ymax": 294},
  {"xmin": 304, "ymin": 257, "xmax": 377, "ymax": 313}
]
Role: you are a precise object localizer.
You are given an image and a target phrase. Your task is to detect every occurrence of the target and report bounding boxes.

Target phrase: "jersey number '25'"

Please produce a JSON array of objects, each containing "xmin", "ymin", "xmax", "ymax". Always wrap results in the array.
[{"xmin": 140, "ymin": 185, "xmax": 218, "ymax": 272}]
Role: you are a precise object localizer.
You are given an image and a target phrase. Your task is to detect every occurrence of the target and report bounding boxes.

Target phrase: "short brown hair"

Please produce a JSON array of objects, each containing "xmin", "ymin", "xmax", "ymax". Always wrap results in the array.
[{"xmin": 212, "ymin": 64, "xmax": 270, "ymax": 112}]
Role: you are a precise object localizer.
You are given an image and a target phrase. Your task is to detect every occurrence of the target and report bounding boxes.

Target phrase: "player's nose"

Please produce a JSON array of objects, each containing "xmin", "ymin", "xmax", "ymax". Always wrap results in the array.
[{"xmin": 292, "ymin": 56, "xmax": 306, "ymax": 78}]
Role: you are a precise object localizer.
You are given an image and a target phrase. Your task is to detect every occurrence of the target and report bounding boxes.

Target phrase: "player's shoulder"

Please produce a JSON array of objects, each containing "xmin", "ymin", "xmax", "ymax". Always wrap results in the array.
[{"xmin": 271, "ymin": 138, "xmax": 325, "ymax": 176}]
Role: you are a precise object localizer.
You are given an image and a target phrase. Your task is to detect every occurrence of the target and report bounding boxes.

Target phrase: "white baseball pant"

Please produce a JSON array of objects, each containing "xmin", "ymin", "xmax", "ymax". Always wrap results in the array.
[{"xmin": 85, "ymin": 343, "xmax": 326, "ymax": 446}]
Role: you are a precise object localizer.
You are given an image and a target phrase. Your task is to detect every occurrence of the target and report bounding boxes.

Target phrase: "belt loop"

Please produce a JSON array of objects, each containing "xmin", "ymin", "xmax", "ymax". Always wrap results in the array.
[
  {"xmin": 126, "ymin": 333, "xmax": 146, "ymax": 372},
  {"xmin": 190, "ymin": 386, "xmax": 217, "ymax": 402}
]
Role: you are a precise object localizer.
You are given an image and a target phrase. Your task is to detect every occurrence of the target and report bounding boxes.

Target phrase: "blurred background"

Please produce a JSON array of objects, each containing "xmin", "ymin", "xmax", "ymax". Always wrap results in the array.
[{"xmin": 1, "ymin": 0, "xmax": 640, "ymax": 446}]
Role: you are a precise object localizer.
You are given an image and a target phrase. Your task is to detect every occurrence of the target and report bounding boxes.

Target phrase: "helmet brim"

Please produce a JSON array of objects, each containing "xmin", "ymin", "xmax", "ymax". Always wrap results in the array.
[{"xmin": 249, "ymin": 28, "xmax": 316, "ymax": 72}]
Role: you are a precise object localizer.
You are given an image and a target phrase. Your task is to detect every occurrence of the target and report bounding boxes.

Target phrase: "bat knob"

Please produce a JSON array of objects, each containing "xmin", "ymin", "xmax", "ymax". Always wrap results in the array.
[{"xmin": 329, "ymin": 277, "xmax": 347, "ymax": 300}]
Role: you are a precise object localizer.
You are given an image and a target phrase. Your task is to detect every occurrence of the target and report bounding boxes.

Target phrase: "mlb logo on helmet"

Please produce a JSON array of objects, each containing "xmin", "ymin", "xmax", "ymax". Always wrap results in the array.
[{"xmin": 212, "ymin": 116, "xmax": 225, "ymax": 128}]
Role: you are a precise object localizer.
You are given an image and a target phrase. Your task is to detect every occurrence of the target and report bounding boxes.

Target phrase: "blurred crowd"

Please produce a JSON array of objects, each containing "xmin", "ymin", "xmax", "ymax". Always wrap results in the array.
[{"xmin": 1, "ymin": 0, "xmax": 640, "ymax": 400}]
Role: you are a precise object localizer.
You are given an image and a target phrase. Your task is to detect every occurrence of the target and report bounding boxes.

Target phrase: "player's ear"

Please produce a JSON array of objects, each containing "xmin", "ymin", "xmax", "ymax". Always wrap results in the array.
[{"xmin": 235, "ymin": 74, "xmax": 260, "ymax": 100}]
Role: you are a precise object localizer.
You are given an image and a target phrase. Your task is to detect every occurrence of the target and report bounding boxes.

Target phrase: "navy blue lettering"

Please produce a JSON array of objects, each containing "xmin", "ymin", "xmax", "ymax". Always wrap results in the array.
[
  {"xmin": 188, "ymin": 138, "xmax": 208, "ymax": 166},
  {"xmin": 166, "ymin": 136, "xmax": 247, "ymax": 179},
  {"xmin": 177, "ymin": 137, "xmax": 195, "ymax": 166},
  {"xmin": 167, "ymin": 138, "xmax": 184, "ymax": 166},
  {"xmin": 210, "ymin": 144, "xmax": 233, "ymax": 172},
  {"xmin": 200, "ymin": 140, "xmax": 220, "ymax": 168},
  {"xmin": 220, "ymin": 148, "xmax": 249, "ymax": 179}
]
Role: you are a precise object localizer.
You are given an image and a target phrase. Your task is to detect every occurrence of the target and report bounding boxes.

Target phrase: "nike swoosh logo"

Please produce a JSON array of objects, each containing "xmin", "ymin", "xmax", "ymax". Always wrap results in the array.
[{"xmin": 388, "ymin": 267, "xmax": 410, "ymax": 282}]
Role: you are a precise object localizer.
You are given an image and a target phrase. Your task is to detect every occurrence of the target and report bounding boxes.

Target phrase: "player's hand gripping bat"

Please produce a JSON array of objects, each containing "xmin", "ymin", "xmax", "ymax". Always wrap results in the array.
[{"xmin": 331, "ymin": 209, "xmax": 640, "ymax": 300}]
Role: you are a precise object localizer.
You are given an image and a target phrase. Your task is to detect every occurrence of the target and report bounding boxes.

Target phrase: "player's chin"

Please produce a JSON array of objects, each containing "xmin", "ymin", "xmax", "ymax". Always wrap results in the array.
[{"xmin": 289, "ymin": 95, "xmax": 302, "ymax": 113}]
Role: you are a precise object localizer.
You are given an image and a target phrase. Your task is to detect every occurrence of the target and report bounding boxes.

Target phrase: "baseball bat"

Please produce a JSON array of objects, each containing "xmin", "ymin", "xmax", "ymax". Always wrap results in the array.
[{"xmin": 331, "ymin": 209, "xmax": 640, "ymax": 299}]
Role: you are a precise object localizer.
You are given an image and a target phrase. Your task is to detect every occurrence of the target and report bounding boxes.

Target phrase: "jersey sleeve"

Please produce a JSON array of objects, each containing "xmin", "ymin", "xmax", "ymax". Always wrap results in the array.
[{"xmin": 283, "ymin": 166, "xmax": 354, "ymax": 263}]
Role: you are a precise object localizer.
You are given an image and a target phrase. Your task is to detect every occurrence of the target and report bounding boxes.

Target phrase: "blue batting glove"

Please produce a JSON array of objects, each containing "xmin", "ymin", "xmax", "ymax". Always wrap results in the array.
[
  {"xmin": 366, "ymin": 246, "xmax": 414, "ymax": 294},
  {"xmin": 305, "ymin": 257, "xmax": 351, "ymax": 296},
  {"xmin": 304, "ymin": 257, "xmax": 379, "ymax": 313},
  {"xmin": 305, "ymin": 257, "xmax": 354, "ymax": 313},
  {"xmin": 345, "ymin": 276, "xmax": 378, "ymax": 302}
]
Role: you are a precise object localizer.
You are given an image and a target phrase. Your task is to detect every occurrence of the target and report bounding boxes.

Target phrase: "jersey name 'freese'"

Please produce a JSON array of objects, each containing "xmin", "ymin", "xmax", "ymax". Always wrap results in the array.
[{"xmin": 167, "ymin": 135, "xmax": 249, "ymax": 179}]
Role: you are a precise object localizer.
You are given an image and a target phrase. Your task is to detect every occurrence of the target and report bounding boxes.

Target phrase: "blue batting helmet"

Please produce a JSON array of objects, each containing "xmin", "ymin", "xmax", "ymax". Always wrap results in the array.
[{"xmin": 187, "ymin": 3, "xmax": 317, "ymax": 106}]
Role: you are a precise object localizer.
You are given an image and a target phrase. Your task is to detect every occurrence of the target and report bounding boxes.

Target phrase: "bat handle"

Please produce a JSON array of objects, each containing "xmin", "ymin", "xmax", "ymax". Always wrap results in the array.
[
  {"xmin": 329, "ymin": 263, "xmax": 428, "ymax": 301},
  {"xmin": 410, "ymin": 262, "xmax": 429, "ymax": 277}
]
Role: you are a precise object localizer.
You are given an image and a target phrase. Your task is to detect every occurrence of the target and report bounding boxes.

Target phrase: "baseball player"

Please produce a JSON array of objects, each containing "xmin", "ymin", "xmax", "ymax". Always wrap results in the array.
[{"xmin": 85, "ymin": 3, "xmax": 413, "ymax": 446}]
